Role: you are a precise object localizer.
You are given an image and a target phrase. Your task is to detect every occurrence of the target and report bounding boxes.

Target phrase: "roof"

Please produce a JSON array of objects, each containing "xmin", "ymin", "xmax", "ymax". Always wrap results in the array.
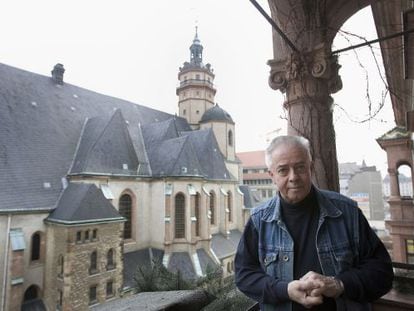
[
  {"xmin": 238, "ymin": 185, "xmax": 258, "ymax": 208},
  {"xmin": 46, "ymin": 183, "xmax": 123, "ymax": 224},
  {"xmin": 0, "ymin": 62, "xmax": 233, "ymax": 212},
  {"xmin": 211, "ymin": 230, "xmax": 242, "ymax": 259},
  {"xmin": 168, "ymin": 252, "xmax": 196, "ymax": 280},
  {"xmin": 237, "ymin": 150, "xmax": 267, "ymax": 168},
  {"xmin": 200, "ymin": 104, "xmax": 234, "ymax": 124},
  {"xmin": 377, "ymin": 126, "xmax": 411, "ymax": 141},
  {"xmin": 122, "ymin": 248, "xmax": 164, "ymax": 289}
]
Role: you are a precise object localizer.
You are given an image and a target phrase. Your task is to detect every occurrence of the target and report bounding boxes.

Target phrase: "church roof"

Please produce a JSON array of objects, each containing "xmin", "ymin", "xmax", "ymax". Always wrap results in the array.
[
  {"xmin": 0, "ymin": 62, "xmax": 232, "ymax": 212},
  {"xmin": 200, "ymin": 104, "xmax": 234, "ymax": 124},
  {"xmin": 211, "ymin": 229, "xmax": 242, "ymax": 259},
  {"xmin": 46, "ymin": 183, "xmax": 123, "ymax": 224}
]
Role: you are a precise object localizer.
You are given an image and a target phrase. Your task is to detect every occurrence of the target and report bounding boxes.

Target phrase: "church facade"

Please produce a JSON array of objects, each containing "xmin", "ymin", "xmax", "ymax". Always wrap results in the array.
[{"xmin": 0, "ymin": 31, "xmax": 252, "ymax": 311}]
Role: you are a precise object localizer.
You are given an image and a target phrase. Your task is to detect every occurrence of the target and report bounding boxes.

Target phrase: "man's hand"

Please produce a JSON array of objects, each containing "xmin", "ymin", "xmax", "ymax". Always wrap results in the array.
[
  {"xmin": 301, "ymin": 271, "xmax": 344, "ymax": 298},
  {"xmin": 287, "ymin": 279, "xmax": 324, "ymax": 308}
]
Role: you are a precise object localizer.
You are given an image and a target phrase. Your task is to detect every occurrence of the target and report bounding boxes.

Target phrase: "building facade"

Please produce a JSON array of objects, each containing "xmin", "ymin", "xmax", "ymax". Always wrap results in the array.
[
  {"xmin": 237, "ymin": 151, "xmax": 274, "ymax": 203},
  {"xmin": 0, "ymin": 31, "xmax": 251, "ymax": 310}
]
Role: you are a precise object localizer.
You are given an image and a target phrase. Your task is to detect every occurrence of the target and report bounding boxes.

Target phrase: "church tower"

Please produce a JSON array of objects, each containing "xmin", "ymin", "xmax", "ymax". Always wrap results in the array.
[{"xmin": 176, "ymin": 28, "xmax": 216, "ymax": 129}]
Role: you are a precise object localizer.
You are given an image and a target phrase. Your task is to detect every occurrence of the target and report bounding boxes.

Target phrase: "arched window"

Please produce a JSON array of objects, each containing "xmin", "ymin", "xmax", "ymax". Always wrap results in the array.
[
  {"xmin": 90, "ymin": 251, "xmax": 98, "ymax": 275},
  {"xmin": 175, "ymin": 193, "xmax": 185, "ymax": 239},
  {"xmin": 195, "ymin": 193, "xmax": 201, "ymax": 237},
  {"xmin": 398, "ymin": 164, "xmax": 413, "ymax": 197},
  {"xmin": 227, "ymin": 191, "xmax": 233, "ymax": 222},
  {"xmin": 209, "ymin": 191, "xmax": 215, "ymax": 225},
  {"xmin": 107, "ymin": 249, "xmax": 115, "ymax": 270},
  {"xmin": 228, "ymin": 130, "xmax": 233, "ymax": 147},
  {"xmin": 23, "ymin": 285, "xmax": 39, "ymax": 302},
  {"xmin": 119, "ymin": 194, "xmax": 132, "ymax": 239},
  {"xmin": 31, "ymin": 232, "xmax": 41, "ymax": 261}
]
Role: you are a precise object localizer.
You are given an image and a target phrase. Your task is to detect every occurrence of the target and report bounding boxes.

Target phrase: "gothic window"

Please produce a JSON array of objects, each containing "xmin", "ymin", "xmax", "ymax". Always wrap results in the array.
[
  {"xmin": 89, "ymin": 285, "xmax": 97, "ymax": 305},
  {"xmin": 209, "ymin": 191, "xmax": 215, "ymax": 225},
  {"xmin": 227, "ymin": 191, "xmax": 233, "ymax": 222},
  {"xmin": 30, "ymin": 232, "xmax": 41, "ymax": 261},
  {"xmin": 90, "ymin": 251, "xmax": 98, "ymax": 275},
  {"xmin": 119, "ymin": 194, "xmax": 132, "ymax": 239},
  {"xmin": 107, "ymin": 249, "xmax": 115, "ymax": 270},
  {"xmin": 195, "ymin": 193, "xmax": 201, "ymax": 237},
  {"xmin": 228, "ymin": 130, "xmax": 233, "ymax": 146},
  {"xmin": 175, "ymin": 193, "xmax": 185, "ymax": 239}
]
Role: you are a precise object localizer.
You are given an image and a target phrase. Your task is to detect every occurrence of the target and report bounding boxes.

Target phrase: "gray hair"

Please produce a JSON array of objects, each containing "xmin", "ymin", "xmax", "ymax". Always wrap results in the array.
[{"xmin": 265, "ymin": 135, "xmax": 312, "ymax": 169}]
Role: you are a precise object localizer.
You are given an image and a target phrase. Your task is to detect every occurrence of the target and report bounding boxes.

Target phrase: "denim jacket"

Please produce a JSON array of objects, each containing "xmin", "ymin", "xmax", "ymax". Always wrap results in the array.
[{"xmin": 250, "ymin": 188, "xmax": 372, "ymax": 311}]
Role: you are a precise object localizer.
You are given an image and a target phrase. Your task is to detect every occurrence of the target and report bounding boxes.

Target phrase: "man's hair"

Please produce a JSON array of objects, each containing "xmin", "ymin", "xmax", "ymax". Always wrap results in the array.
[{"xmin": 265, "ymin": 135, "xmax": 312, "ymax": 169}]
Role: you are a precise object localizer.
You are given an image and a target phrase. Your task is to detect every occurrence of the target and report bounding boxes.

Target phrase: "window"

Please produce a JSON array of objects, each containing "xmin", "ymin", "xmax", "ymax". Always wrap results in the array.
[
  {"xmin": 76, "ymin": 231, "xmax": 82, "ymax": 243},
  {"xmin": 227, "ymin": 191, "xmax": 233, "ymax": 222},
  {"xmin": 175, "ymin": 193, "xmax": 185, "ymax": 239},
  {"xmin": 209, "ymin": 191, "xmax": 215, "ymax": 225},
  {"xmin": 24, "ymin": 285, "xmax": 39, "ymax": 302},
  {"xmin": 119, "ymin": 194, "xmax": 132, "ymax": 239},
  {"xmin": 262, "ymin": 190, "xmax": 267, "ymax": 198},
  {"xmin": 106, "ymin": 281, "xmax": 114, "ymax": 298},
  {"xmin": 58, "ymin": 255, "xmax": 64, "ymax": 278},
  {"xmin": 228, "ymin": 130, "xmax": 233, "ymax": 146},
  {"xmin": 195, "ymin": 193, "xmax": 200, "ymax": 237},
  {"xmin": 407, "ymin": 239, "xmax": 414, "ymax": 264},
  {"xmin": 107, "ymin": 249, "xmax": 115, "ymax": 270},
  {"xmin": 85, "ymin": 230, "xmax": 90, "ymax": 241},
  {"xmin": 89, "ymin": 285, "xmax": 97, "ymax": 305},
  {"xmin": 196, "ymin": 74, "xmax": 200, "ymax": 80},
  {"xmin": 57, "ymin": 290, "xmax": 63, "ymax": 309},
  {"xmin": 90, "ymin": 251, "xmax": 98, "ymax": 275},
  {"xmin": 397, "ymin": 164, "xmax": 412, "ymax": 197},
  {"xmin": 92, "ymin": 229, "xmax": 98, "ymax": 240},
  {"xmin": 183, "ymin": 109, "xmax": 186, "ymax": 115},
  {"xmin": 268, "ymin": 189, "xmax": 273, "ymax": 197},
  {"xmin": 31, "ymin": 232, "xmax": 41, "ymax": 261}
]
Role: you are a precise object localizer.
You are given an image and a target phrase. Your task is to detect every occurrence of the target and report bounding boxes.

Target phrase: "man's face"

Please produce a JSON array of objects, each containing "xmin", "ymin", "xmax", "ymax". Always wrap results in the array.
[{"xmin": 268, "ymin": 144, "xmax": 312, "ymax": 204}]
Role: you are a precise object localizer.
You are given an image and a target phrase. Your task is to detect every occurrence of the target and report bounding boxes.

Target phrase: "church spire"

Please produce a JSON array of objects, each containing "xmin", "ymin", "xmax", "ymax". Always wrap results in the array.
[{"xmin": 190, "ymin": 26, "xmax": 203, "ymax": 66}]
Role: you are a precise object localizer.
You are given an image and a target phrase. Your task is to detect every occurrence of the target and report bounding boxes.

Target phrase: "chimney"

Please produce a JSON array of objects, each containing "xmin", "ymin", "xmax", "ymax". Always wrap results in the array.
[{"xmin": 51, "ymin": 63, "xmax": 65, "ymax": 85}]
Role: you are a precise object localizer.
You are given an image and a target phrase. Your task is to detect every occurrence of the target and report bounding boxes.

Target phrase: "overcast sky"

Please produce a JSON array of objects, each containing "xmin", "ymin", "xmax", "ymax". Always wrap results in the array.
[{"xmin": 0, "ymin": 0, "xmax": 395, "ymax": 176}]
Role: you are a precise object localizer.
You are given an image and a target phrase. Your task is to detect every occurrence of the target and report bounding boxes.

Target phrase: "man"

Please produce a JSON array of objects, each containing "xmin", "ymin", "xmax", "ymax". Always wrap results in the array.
[{"xmin": 235, "ymin": 135, "xmax": 393, "ymax": 310}]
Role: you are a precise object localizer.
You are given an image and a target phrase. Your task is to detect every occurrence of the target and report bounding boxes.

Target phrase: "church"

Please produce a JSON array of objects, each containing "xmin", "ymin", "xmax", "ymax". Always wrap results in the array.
[{"xmin": 0, "ymin": 30, "xmax": 254, "ymax": 310}]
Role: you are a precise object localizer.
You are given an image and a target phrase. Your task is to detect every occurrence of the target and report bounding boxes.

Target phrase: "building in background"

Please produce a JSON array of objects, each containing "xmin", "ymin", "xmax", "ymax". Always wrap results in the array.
[
  {"xmin": 237, "ymin": 150, "xmax": 274, "ymax": 203},
  {"xmin": 339, "ymin": 161, "xmax": 385, "ymax": 221},
  {"xmin": 0, "ymin": 30, "xmax": 253, "ymax": 311}
]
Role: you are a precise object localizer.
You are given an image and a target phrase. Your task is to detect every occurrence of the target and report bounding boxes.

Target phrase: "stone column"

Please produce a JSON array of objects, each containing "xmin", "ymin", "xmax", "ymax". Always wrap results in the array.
[{"xmin": 269, "ymin": 47, "xmax": 342, "ymax": 190}]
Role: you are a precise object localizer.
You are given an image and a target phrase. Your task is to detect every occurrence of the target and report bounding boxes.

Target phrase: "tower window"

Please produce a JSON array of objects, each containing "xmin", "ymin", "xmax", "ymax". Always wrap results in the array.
[
  {"xmin": 228, "ymin": 130, "xmax": 233, "ymax": 146},
  {"xmin": 106, "ymin": 281, "xmax": 114, "ymax": 297}
]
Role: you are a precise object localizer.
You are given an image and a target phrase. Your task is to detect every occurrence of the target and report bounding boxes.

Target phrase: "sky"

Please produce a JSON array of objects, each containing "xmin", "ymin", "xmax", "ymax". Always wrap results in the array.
[{"xmin": 0, "ymin": 0, "xmax": 395, "ymax": 176}]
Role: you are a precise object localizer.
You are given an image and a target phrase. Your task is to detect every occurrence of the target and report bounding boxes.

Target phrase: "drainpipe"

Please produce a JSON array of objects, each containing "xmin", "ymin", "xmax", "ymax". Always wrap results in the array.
[{"xmin": 1, "ymin": 214, "xmax": 11, "ymax": 311}]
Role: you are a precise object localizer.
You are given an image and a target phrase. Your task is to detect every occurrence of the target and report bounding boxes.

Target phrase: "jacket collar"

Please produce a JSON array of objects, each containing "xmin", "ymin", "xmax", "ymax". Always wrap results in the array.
[{"xmin": 261, "ymin": 186, "xmax": 342, "ymax": 222}]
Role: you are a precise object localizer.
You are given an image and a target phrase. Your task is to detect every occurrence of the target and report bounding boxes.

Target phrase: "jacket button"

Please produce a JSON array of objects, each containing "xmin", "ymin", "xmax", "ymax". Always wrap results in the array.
[{"xmin": 283, "ymin": 255, "xmax": 289, "ymax": 261}]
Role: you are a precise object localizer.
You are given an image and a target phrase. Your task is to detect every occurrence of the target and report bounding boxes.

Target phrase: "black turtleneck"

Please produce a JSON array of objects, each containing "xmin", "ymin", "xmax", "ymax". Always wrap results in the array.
[{"xmin": 280, "ymin": 188, "xmax": 336, "ymax": 311}]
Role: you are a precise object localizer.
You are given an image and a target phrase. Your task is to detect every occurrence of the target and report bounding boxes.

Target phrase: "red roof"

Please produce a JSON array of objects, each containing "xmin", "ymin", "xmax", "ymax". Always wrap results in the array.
[{"xmin": 237, "ymin": 150, "xmax": 266, "ymax": 168}]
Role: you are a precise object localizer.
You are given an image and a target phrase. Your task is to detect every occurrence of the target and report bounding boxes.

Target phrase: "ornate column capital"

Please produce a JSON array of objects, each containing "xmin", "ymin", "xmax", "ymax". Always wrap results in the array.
[{"xmin": 268, "ymin": 46, "xmax": 342, "ymax": 95}]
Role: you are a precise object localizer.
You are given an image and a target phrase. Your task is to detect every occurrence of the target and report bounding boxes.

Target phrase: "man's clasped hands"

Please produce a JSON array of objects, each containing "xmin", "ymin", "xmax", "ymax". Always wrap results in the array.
[{"xmin": 287, "ymin": 271, "xmax": 344, "ymax": 309}]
